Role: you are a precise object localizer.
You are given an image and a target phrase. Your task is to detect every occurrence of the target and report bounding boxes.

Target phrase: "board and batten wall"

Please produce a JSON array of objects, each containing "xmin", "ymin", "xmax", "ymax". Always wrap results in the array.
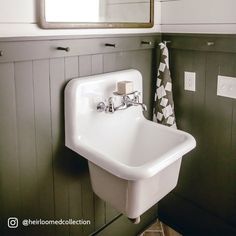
[
  {"xmin": 158, "ymin": 34, "xmax": 236, "ymax": 235},
  {"xmin": 161, "ymin": 0, "xmax": 236, "ymax": 34},
  {"xmin": 0, "ymin": 35, "xmax": 160, "ymax": 236},
  {"xmin": 0, "ymin": 0, "xmax": 161, "ymax": 38}
]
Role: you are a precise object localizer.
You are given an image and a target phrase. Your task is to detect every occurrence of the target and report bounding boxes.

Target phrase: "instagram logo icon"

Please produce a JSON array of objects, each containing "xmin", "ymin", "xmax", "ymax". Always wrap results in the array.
[{"xmin": 7, "ymin": 217, "xmax": 18, "ymax": 228}]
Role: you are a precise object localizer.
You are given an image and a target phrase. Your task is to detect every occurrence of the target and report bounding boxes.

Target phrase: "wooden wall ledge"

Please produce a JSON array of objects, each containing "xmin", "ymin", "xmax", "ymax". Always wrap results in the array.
[
  {"xmin": 0, "ymin": 35, "xmax": 156, "ymax": 63},
  {"xmin": 163, "ymin": 34, "xmax": 236, "ymax": 53}
]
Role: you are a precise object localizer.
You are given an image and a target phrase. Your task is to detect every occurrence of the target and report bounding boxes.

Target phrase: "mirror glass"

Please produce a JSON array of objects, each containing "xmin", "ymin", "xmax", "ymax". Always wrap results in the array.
[{"xmin": 40, "ymin": 0, "xmax": 154, "ymax": 28}]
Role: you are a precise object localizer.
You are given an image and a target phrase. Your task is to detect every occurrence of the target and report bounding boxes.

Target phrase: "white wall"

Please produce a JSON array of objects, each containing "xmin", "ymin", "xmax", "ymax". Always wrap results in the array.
[
  {"xmin": 161, "ymin": 0, "xmax": 236, "ymax": 34},
  {"xmin": 1, "ymin": 0, "xmax": 235, "ymax": 38},
  {"xmin": 0, "ymin": 0, "xmax": 161, "ymax": 38}
]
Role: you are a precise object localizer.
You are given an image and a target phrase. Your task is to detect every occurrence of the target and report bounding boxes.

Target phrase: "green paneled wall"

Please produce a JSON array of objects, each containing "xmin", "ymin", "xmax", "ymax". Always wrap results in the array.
[
  {"xmin": 159, "ymin": 34, "xmax": 236, "ymax": 236},
  {"xmin": 3, "ymin": 33, "xmax": 236, "ymax": 236},
  {"xmin": 0, "ymin": 35, "xmax": 160, "ymax": 236}
]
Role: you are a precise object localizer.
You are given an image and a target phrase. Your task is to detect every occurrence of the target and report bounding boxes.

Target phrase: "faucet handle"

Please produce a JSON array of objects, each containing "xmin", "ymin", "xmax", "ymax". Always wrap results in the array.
[
  {"xmin": 133, "ymin": 91, "xmax": 141, "ymax": 103},
  {"xmin": 133, "ymin": 91, "xmax": 141, "ymax": 95},
  {"xmin": 97, "ymin": 102, "xmax": 106, "ymax": 112},
  {"xmin": 108, "ymin": 97, "xmax": 114, "ymax": 103},
  {"xmin": 106, "ymin": 97, "xmax": 115, "ymax": 113}
]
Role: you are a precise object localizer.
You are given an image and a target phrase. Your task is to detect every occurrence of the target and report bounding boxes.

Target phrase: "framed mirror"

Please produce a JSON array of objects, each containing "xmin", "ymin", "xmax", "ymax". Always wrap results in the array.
[{"xmin": 39, "ymin": 0, "xmax": 154, "ymax": 29}]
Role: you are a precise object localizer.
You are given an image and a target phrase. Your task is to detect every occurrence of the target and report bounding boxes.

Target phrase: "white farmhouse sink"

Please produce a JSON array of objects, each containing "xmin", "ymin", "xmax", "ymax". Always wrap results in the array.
[{"xmin": 65, "ymin": 69, "xmax": 196, "ymax": 221}]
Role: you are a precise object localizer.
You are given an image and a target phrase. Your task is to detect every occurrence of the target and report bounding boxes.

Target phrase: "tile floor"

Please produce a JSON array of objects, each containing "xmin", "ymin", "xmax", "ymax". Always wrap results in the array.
[{"xmin": 138, "ymin": 220, "xmax": 182, "ymax": 236}]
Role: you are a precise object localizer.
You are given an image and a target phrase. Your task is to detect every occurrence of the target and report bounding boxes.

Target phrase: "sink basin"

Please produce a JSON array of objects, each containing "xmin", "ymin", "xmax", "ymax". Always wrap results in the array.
[{"xmin": 65, "ymin": 69, "xmax": 196, "ymax": 220}]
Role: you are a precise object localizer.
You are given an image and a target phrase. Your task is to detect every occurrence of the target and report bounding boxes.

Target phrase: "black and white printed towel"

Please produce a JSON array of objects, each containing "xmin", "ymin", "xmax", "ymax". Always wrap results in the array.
[{"xmin": 153, "ymin": 42, "xmax": 176, "ymax": 128}]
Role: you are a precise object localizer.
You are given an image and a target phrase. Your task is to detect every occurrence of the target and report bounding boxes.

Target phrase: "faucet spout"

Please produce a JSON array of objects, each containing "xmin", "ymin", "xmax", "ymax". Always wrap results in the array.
[
  {"xmin": 114, "ymin": 103, "xmax": 127, "ymax": 111},
  {"xmin": 129, "ymin": 102, "xmax": 147, "ymax": 111},
  {"xmin": 138, "ymin": 103, "xmax": 147, "ymax": 111},
  {"xmin": 96, "ymin": 90, "xmax": 147, "ymax": 113}
]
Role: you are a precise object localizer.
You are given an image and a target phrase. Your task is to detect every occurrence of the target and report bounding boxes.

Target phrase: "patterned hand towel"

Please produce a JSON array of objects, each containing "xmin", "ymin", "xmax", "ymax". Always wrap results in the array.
[{"xmin": 153, "ymin": 42, "xmax": 176, "ymax": 128}]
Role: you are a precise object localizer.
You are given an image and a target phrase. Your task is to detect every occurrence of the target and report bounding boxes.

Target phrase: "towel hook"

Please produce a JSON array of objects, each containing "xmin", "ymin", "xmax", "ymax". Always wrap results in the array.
[
  {"xmin": 105, "ymin": 43, "xmax": 116, "ymax": 48},
  {"xmin": 164, "ymin": 41, "xmax": 171, "ymax": 45},
  {"xmin": 141, "ymin": 40, "xmax": 152, "ymax": 45},
  {"xmin": 207, "ymin": 41, "xmax": 215, "ymax": 46},
  {"xmin": 57, "ymin": 47, "xmax": 70, "ymax": 52}
]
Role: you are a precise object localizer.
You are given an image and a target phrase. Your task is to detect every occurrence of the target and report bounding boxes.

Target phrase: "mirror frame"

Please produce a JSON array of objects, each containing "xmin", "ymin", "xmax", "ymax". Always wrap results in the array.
[{"xmin": 39, "ymin": 0, "xmax": 154, "ymax": 29}]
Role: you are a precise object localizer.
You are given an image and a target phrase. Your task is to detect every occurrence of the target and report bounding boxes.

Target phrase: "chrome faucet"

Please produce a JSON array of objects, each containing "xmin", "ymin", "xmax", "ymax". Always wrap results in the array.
[
  {"xmin": 107, "ymin": 97, "xmax": 115, "ymax": 113},
  {"xmin": 122, "ymin": 92, "xmax": 147, "ymax": 111},
  {"xmin": 96, "ymin": 91, "xmax": 147, "ymax": 113}
]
